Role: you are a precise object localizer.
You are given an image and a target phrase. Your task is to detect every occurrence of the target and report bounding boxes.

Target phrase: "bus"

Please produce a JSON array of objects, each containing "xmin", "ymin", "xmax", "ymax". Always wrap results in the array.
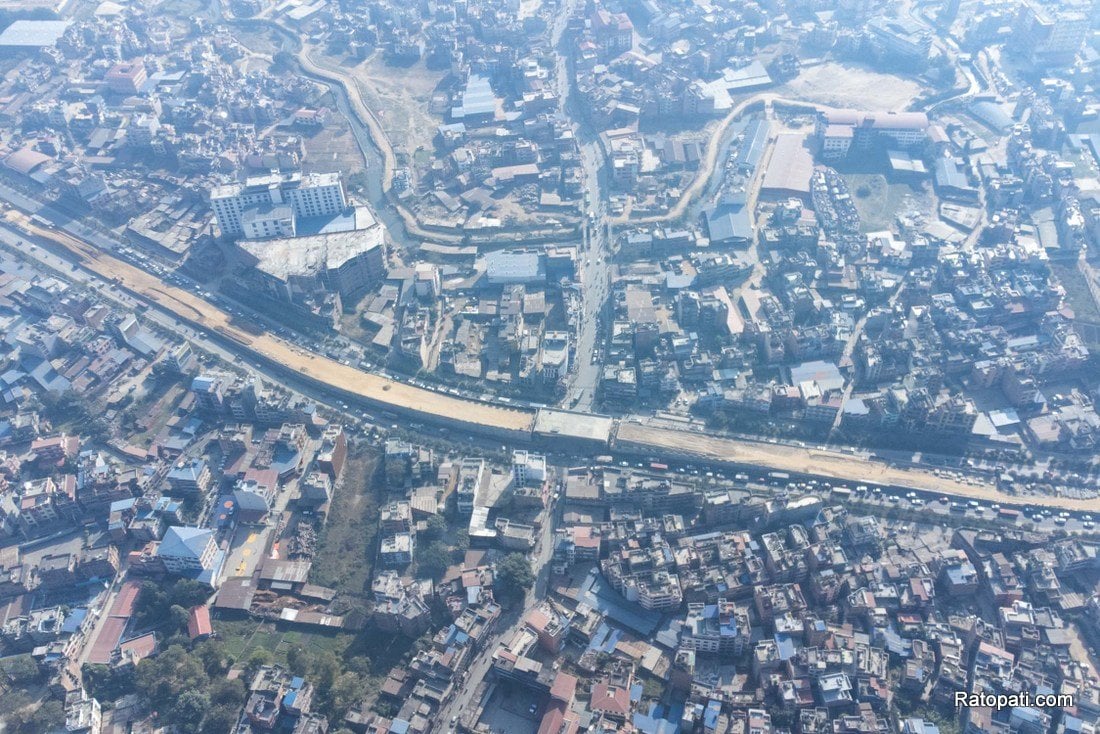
[{"xmin": 649, "ymin": 462, "xmax": 669, "ymax": 471}]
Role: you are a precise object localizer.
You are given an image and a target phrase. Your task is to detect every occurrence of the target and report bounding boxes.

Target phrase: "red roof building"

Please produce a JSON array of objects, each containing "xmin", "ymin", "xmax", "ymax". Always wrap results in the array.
[{"xmin": 188, "ymin": 604, "xmax": 213, "ymax": 639}]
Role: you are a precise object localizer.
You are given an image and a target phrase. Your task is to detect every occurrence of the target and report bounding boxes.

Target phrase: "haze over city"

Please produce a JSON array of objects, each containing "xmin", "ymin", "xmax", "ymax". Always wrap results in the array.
[{"xmin": 0, "ymin": 0, "xmax": 1097, "ymax": 733}]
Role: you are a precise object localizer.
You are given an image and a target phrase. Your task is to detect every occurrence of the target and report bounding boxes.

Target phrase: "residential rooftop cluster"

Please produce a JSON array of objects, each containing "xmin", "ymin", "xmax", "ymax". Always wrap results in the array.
[{"xmin": 0, "ymin": 0, "xmax": 1100, "ymax": 730}]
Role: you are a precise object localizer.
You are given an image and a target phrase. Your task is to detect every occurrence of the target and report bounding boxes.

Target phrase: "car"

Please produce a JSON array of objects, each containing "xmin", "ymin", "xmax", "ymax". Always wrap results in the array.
[{"xmin": 529, "ymin": 705, "xmax": 538, "ymax": 715}]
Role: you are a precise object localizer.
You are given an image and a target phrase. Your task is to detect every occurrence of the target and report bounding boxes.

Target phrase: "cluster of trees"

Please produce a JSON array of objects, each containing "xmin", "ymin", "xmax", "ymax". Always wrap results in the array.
[
  {"xmin": 495, "ymin": 553, "xmax": 535, "ymax": 605},
  {"xmin": 133, "ymin": 579, "xmax": 210, "ymax": 632},
  {"xmin": 0, "ymin": 693, "xmax": 63, "ymax": 734},
  {"xmin": 135, "ymin": 642, "xmax": 247, "ymax": 734},
  {"xmin": 37, "ymin": 390, "xmax": 111, "ymax": 443},
  {"xmin": 0, "ymin": 656, "xmax": 61, "ymax": 733},
  {"xmin": 415, "ymin": 516, "xmax": 469, "ymax": 580}
]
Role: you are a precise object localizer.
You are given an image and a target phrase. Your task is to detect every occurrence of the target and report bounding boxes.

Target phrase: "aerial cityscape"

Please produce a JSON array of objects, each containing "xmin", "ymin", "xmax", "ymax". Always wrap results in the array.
[{"xmin": 0, "ymin": 0, "xmax": 1097, "ymax": 732}]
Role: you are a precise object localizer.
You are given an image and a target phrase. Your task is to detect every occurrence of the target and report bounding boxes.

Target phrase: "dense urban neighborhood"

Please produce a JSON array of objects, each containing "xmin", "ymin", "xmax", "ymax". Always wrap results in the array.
[{"xmin": 0, "ymin": 0, "xmax": 1099, "ymax": 732}]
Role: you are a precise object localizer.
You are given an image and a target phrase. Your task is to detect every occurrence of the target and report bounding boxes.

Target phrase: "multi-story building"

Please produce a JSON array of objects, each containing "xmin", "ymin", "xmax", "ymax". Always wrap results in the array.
[
  {"xmin": 105, "ymin": 60, "xmax": 147, "ymax": 94},
  {"xmin": 512, "ymin": 450, "xmax": 547, "ymax": 488},
  {"xmin": 1013, "ymin": 2, "xmax": 1088, "ymax": 67},
  {"xmin": 816, "ymin": 110, "xmax": 929, "ymax": 160},
  {"xmin": 681, "ymin": 599, "xmax": 750, "ymax": 655},
  {"xmin": 64, "ymin": 690, "xmax": 101, "ymax": 734},
  {"xmin": 315, "ymin": 426, "xmax": 347, "ymax": 480},
  {"xmin": 166, "ymin": 459, "xmax": 212, "ymax": 495},
  {"xmin": 156, "ymin": 526, "xmax": 218, "ymax": 576},
  {"xmin": 379, "ymin": 533, "xmax": 415, "ymax": 567},
  {"xmin": 456, "ymin": 458, "xmax": 487, "ymax": 515},
  {"xmin": 864, "ymin": 17, "xmax": 932, "ymax": 67},
  {"xmin": 210, "ymin": 170, "xmax": 346, "ymax": 237}
]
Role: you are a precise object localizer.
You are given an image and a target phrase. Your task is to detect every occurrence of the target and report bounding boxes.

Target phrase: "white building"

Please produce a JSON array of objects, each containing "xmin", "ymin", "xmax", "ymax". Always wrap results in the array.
[
  {"xmin": 157, "ymin": 526, "xmax": 218, "ymax": 575},
  {"xmin": 539, "ymin": 331, "xmax": 570, "ymax": 381},
  {"xmin": 1015, "ymin": 2, "xmax": 1087, "ymax": 66},
  {"xmin": 456, "ymin": 458, "xmax": 487, "ymax": 515},
  {"xmin": 815, "ymin": 110, "xmax": 928, "ymax": 160},
  {"xmin": 65, "ymin": 691, "xmax": 101, "ymax": 734},
  {"xmin": 210, "ymin": 170, "xmax": 346, "ymax": 237},
  {"xmin": 512, "ymin": 450, "xmax": 547, "ymax": 488}
]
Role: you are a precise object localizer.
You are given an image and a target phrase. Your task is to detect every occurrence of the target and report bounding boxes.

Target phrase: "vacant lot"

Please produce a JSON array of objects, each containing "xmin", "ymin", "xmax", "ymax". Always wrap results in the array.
[
  {"xmin": 299, "ymin": 109, "xmax": 366, "ymax": 176},
  {"xmin": 332, "ymin": 52, "xmax": 448, "ymax": 159},
  {"xmin": 1052, "ymin": 262, "xmax": 1100, "ymax": 324},
  {"xmin": 842, "ymin": 172, "xmax": 933, "ymax": 232},
  {"xmin": 781, "ymin": 62, "xmax": 924, "ymax": 111},
  {"xmin": 308, "ymin": 444, "xmax": 382, "ymax": 599},
  {"xmin": 218, "ymin": 618, "xmax": 351, "ymax": 668}
]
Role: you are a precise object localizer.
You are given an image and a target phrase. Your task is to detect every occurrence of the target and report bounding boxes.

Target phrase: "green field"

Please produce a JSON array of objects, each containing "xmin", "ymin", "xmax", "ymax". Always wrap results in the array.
[
  {"xmin": 1051, "ymin": 262, "xmax": 1100, "ymax": 323},
  {"xmin": 308, "ymin": 445, "xmax": 382, "ymax": 601},
  {"xmin": 842, "ymin": 173, "xmax": 931, "ymax": 232},
  {"xmin": 217, "ymin": 619, "xmax": 352, "ymax": 668}
]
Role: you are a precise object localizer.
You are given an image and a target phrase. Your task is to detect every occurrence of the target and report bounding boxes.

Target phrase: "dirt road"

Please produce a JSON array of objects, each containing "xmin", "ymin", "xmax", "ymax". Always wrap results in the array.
[
  {"xmin": 10, "ymin": 213, "xmax": 1098, "ymax": 513},
  {"xmin": 12, "ymin": 214, "xmax": 534, "ymax": 434},
  {"xmin": 613, "ymin": 422, "xmax": 1100, "ymax": 512}
]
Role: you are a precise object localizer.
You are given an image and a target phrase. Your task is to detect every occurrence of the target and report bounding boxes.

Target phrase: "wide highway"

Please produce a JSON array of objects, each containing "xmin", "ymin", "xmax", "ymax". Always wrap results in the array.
[{"xmin": 3, "ymin": 196, "xmax": 1098, "ymax": 514}]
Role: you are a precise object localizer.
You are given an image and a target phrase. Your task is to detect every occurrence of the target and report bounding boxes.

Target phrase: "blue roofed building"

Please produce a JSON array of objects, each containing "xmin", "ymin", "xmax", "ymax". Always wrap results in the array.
[
  {"xmin": 736, "ymin": 118, "xmax": 770, "ymax": 173},
  {"xmin": 451, "ymin": 74, "xmax": 499, "ymax": 124},
  {"xmin": 902, "ymin": 719, "xmax": 941, "ymax": 734},
  {"xmin": 680, "ymin": 600, "xmax": 750, "ymax": 655},
  {"xmin": 156, "ymin": 525, "xmax": 223, "ymax": 586},
  {"xmin": 933, "ymin": 157, "xmax": 980, "ymax": 203},
  {"xmin": 704, "ymin": 200, "xmax": 753, "ymax": 247},
  {"xmin": 166, "ymin": 458, "xmax": 213, "ymax": 495}
]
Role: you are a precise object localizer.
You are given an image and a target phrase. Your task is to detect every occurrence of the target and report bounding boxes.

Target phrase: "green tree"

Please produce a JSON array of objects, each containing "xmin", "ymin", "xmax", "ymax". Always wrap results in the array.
[
  {"xmin": 0, "ymin": 690, "xmax": 33, "ymax": 730},
  {"xmin": 416, "ymin": 540, "xmax": 451, "ymax": 579},
  {"xmin": 272, "ymin": 51, "xmax": 295, "ymax": 72},
  {"xmin": 245, "ymin": 647, "xmax": 273, "ymax": 677},
  {"xmin": 28, "ymin": 700, "xmax": 63, "ymax": 732},
  {"xmin": 423, "ymin": 514, "xmax": 446, "ymax": 540},
  {"xmin": 496, "ymin": 553, "xmax": 534, "ymax": 604},
  {"xmin": 453, "ymin": 528, "xmax": 470, "ymax": 556},
  {"xmin": 328, "ymin": 671, "xmax": 366, "ymax": 720},
  {"xmin": 0, "ymin": 655, "xmax": 40, "ymax": 684},
  {"xmin": 134, "ymin": 645, "xmax": 207, "ymax": 711},
  {"xmin": 286, "ymin": 644, "xmax": 320, "ymax": 680},
  {"xmin": 169, "ymin": 605, "xmax": 190, "ymax": 633},
  {"xmin": 312, "ymin": 649, "xmax": 341, "ymax": 692},
  {"xmin": 209, "ymin": 678, "xmax": 246, "ymax": 708},
  {"xmin": 194, "ymin": 639, "xmax": 230, "ymax": 678},
  {"xmin": 172, "ymin": 690, "xmax": 210, "ymax": 725},
  {"xmin": 201, "ymin": 706, "xmax": 240, "ymax": 734},
  {"xmin": 170, "ymin": 580, "xmax": 212, "ymax": 609}
]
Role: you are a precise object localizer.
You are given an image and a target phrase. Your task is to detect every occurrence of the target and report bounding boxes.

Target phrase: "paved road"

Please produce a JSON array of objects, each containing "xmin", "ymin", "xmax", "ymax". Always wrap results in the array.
[
  {"xmin": 436, "ymin": 498, "xmax": 559, "ymax": 731},
  {"xmin": 613, "ymin": 422, "xmax": 1100, "ymax": 512},
  {"xmin": 552, "ymin": 0, "xmax": 607, "ymax": 414},
  {"xmin": 0, "ymin": 198, "xmax": 534, "ymax": 434},
  {"xmin": 4, "ymin": 190, "xmax": 1096, "ymax": 513}
]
